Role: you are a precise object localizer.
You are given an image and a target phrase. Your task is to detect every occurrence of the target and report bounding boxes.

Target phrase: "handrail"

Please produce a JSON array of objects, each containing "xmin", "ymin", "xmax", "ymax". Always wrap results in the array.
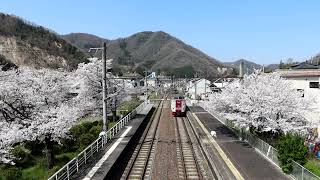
[{"xmin": 48, "ymin": 101, "xmax": 148, "ymax": 180}]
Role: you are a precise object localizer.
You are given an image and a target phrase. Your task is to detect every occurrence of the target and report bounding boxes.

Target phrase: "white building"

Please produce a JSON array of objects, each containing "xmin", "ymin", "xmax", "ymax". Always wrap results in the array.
[
  {"xmin": 186, "ymin": 78, "xmax": 212, "ymax": 99},
  {"xmin": 135, "ymin": 72, "xmax": 158, "ymax": 87},
  {"xmin": 277, "ymin": 63, "xmax": 320, "ymax": 125}
]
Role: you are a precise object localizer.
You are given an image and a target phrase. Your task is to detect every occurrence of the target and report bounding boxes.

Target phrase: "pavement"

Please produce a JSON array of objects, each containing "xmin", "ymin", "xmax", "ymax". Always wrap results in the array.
[{"xmin": 189, "ymin": 106, "xmax": 291, "ymax": 180}]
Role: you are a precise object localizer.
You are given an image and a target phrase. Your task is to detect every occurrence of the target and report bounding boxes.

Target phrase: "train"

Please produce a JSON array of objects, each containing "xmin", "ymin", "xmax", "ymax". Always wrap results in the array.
[{"xmin": 171, "ymin": 95, "xmax": 187, "ymax": 117}]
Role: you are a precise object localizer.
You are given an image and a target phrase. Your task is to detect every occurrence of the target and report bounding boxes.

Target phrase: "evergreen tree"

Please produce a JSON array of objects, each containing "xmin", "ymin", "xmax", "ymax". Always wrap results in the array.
[{"xmin": 279, "ymin": 60, "xmax": 284, "ymax": 69}]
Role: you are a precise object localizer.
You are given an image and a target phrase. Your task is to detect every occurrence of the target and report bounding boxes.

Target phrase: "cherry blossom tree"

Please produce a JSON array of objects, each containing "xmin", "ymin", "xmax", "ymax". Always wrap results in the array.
[
  {"xmin": 201, "ymin": 70, "xmax": 314, "ymax": 133},
  {"xmin": 0, "ymin": 58, "xmax": 137, "ymax": 167},
  {"xmin": 0, "ymin": 67, "xmax": 82, "ymax": 167},
  {"xmin": 74, "ymin": 58, "xmax": 143, "ymax": 117}
]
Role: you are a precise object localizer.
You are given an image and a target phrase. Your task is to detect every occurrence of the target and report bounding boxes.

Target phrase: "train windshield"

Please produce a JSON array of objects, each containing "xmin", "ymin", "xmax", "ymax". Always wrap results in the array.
[{"xmin": 173, "ymin": 96, "xmax": 185, "ymax": 100}]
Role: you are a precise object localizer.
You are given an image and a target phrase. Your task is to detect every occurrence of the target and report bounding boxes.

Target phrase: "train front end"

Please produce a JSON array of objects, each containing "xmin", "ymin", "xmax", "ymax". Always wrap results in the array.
[{"xmin": 171, "ymin": 96, "xmax": 186, "ymax": 117}]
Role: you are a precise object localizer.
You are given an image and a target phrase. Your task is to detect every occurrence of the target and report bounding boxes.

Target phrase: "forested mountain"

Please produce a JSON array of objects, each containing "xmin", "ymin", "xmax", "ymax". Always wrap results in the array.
[
  {"xmin": 63, "ymin": 31, "xmax": 231, "ymax": 78},
  {"xmin": 61, "ymin": 33, "xmax": 109, "ymax": 52},
  {"xmin": 0, "ymin": 13, "xmax": 241, "ymax": 77},
  {"xmin": 0, "ymin": 13, "xmax": 88, "ymax": 70},
  {"xmin": 224, "ymin": 59, "xmax": 262, "ymax": 74}
]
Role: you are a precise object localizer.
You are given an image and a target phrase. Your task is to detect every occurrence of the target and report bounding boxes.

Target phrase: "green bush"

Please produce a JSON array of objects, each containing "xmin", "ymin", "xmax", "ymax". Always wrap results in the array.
[
  {"xmin": 0, "ymin": 166, "xmax": 22, "ymax": 180},
  {"xmin": 89, "ymin": 125, "xmax": 102, "ymax": 138},
  {"xmin": 69, "ymin": 121, "xmax": 102, "ymax": 150},
  {"xmin": 9, "ymin": 144, "xmax": 32, "ymax": 167},
  {"xmin": 59, "ymin": 137, "xmax": 77, "ymax": 153},
  {"xmin": 70, "ymin": 121, "xmax": 93, "ymax": 138},
  {"xmin": 276, "ymin": 133, "xmax": 308, "ymax": 173},
  {"xmin": 79, "ymin": 133, "xmax": 95, "ymax": 149},
  {"xmin": 10, "ymin": 144, "xmax": 30, "ymax": 160},
  {"xmin": 24, "ymin": 140, "xmax": 45, "ymax": 156}
]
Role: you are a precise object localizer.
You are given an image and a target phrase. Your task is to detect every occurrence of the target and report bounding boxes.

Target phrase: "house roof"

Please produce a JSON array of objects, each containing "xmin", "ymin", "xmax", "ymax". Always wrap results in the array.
[
  {"xmin": 290, "ymin": 62, "xmax": 319, "ymax": 69},
  {"xmin": 210, "ymin": 83, "xmax": 224, "ymax": 88}
]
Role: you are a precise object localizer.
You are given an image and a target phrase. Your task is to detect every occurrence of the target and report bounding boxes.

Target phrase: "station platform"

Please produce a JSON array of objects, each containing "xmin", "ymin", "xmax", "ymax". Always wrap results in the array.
[
  {"xmin": 137, "ymin": 103, "xmax": 153, "ymax": 115},
  {"xmin": 71, "ymin": 104, "xmax": 153, "ymax": 180},
  {"xmin": 188, "ymin": 106, "xmax": 291, "ymax": 180}
]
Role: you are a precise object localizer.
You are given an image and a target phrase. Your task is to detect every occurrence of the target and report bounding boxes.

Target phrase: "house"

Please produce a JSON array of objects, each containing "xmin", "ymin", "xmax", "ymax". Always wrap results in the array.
[
  {"xmin": 210, "ymin": 83, "xmax": 223, "ymax": 92},
  {"xmin": 146, "ymin": 72, "xmax": 158, "ymax": 87},
  {"xmin": 186, "ymin": 78, "xmax": 212, "ymax": 99},
  {"xmin": 133, "ymin": 72, "xmax": 158, "ymax": 87},
  {"xmin": 277, "ymin": 62, "xmax": 320, "ymax": 124}
]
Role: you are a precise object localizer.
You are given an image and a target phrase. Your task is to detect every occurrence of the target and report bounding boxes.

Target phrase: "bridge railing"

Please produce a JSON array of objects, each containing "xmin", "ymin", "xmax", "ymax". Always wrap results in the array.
[
  {"xmin": 48, "ymin": 101, "xmax": 148, "ymax": 180},
  {"xmin": 200, "ymin": 103, "xmax": 320, "ymax": 180}
]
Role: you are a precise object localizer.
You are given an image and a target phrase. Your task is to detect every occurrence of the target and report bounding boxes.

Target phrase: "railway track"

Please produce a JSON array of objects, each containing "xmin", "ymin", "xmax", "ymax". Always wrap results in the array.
[
  {"xmin": 121, "ymin": 99, "xmax": 164, "ymax": 180},
  {"xmin": 185, "ymin": 113, "xmax": 219, "ymax": 180},
  {"xmin": 175, "ymin": 117, "xmax": 203, "ymax": 179}
]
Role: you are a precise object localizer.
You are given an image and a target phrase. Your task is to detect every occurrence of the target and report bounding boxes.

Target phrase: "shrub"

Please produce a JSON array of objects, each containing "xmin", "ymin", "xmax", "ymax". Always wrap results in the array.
[
  {"xmin": 59, "ymin": 138, "xmax": 77, "ymax": 153},
  {"xmin": 10, "ymin": 144, "xmax": 31, "ymax": 166},
  {"xmin": 0, "ymin": 166, "xmax": 22, "ymax": 180},
  {"xmin": 70, "ymin": 122, "xmax": 92, "ymax": 138},
  {"xmin": 24, "ymin": 140, "xmax": 45, "ymax": 156},
  {"xmin": 89, "ymin": 125, "xmax": 102, "ymax": 138},
  {"xmin": 10, "ymin": 144, "xmax": 30, "ymax": 160},
  {"xmin": 69, "ymin": 121, "xmax": 101, "ymax": 150},
  {"xmin": 276, "ymin": 133, "xmax": 308, "ymax": 173},
  {"xmin": 79, "ymin": 133, "xmax": 95, "ymax": 149}
]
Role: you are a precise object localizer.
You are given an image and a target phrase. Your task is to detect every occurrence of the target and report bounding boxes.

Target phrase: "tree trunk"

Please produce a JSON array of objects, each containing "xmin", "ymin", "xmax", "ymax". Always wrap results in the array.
[
  {"xmin": 112, "ymin": 99, "xmax": 117, "ymax": 122},
  {"xmin": 112, "ymin": 108, "xmax": 117, "ymax": 122},
  {"xmin": 45, "ymin": 135, "xmax": 54, "ymax": 169}
]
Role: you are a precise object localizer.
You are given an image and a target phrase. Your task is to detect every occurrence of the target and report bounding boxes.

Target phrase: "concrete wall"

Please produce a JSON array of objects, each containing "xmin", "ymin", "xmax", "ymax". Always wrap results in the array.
[
  {"xmin": 187, "ymin": 79, "xmax": 212, "ymax": 99},
  {"xmin": 285, "ymin": 76, "xmax": 320, "ymax": 125}
]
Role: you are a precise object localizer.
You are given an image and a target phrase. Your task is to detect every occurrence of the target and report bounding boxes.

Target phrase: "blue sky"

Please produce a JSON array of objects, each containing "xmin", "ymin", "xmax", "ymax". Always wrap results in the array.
[{"xmin": 1, "ymin": 1, "xmax": 320, "ymax": 64}]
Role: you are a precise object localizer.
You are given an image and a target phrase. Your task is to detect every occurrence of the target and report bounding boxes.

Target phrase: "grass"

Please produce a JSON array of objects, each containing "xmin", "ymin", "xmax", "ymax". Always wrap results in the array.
[
  {"xmin": 117, "ymin": 98, "xmax": 141, "ymax": 116},
  {"xmin": 22, "ymin": 164, "xmax": 48, "ymax": 180},
  {"xmin": 0, "ymin": 151, "xmax": 78, "ymax": 180},
  {"xmin": 148, "ymin": 91, "xmax": 160, "ymax": 99},
  {"xmin": 304, "ymin": 158, "xmax": 320, "ymax": 177},
  {"xmin": 22, "ymin": 152, "xmax": 77, "ymax": 180},
  {"xmin": 109, "ymin": 121, "xmax": 116, "ymax": 128}
]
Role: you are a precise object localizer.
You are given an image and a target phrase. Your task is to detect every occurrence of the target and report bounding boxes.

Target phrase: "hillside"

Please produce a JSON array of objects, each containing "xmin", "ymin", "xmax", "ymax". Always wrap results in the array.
[
  {"xmin": 61, "ymin": 33, "xmax": 109, "ymax": 52},
  {"xmin": 224, "ymin": 59, "xmax": 262, "ymax": 74},
  {"xmin": 265, "ymin": 64, "xmax": 279, "ymax": 72},
  {"xmin": 0, "ymin": 13, "xmax": 88, "ymax": 70},
  {"xmin": 63, "ymin": 31, "xmax": 231, "ymax": 78}
]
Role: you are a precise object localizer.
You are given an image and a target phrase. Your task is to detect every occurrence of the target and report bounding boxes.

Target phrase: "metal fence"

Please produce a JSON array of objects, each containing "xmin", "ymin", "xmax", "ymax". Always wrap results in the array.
[
  {"xmin": 48, "ymin": 101, "xmax": 148, "ymax": 180},
  {"xmin": 201, "ymin": 106, "xmax": 320, "ymax": 180}
]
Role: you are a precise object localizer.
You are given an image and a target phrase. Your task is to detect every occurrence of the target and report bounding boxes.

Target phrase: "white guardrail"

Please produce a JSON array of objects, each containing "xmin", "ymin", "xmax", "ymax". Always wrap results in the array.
[
  {"xmin": 199, "ymin": 104, "xmax": 320, "ymax": 180},
  {"xmin": 48, "ymin": 101, "xmax": 148, "ymax": 180}
]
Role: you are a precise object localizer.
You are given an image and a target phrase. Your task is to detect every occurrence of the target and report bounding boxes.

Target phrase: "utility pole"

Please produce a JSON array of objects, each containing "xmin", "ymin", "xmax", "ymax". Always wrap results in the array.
[
  {"xmin": 204, "ymin": 68, "xmax": 208, "ymax": 94},
  {"xmin": 144, "ymin": 71, "xmax": 148, "ymax": 100},
  {"xmin": 194, "ymin": 81, "xmax": 197, "ymax": 100},
  {"xmin": 102, "ymin": 42, "xmax": 108, "ymax": 132},
  {"xmin": 144, "ymin": 71, "xmax": 148, "ymax": 87},
  {"xmin": 204, "ymin": 79, "xmax": 206, "ymax": 95},
  {"xmin": 112, "ymin": 98, "xmax": 117, "ymax": 122}
]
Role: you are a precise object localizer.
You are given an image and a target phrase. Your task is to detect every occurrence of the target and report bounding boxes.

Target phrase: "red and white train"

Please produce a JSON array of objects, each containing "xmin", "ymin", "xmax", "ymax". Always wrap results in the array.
[{"xmin": 171, "ymin": 96, "xmax": 187, "ymax": 117}]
